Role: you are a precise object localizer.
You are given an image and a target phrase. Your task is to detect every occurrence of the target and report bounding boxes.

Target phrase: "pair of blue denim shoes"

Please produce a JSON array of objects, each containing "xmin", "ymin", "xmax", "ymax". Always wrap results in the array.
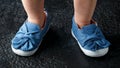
[{"xmin": 11, "ymin": 12, "xmax": 110, "ymax": 57}]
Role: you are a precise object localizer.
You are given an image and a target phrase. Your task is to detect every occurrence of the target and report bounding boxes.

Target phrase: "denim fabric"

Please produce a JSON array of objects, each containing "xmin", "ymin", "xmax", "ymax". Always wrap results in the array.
[
  {"xmin": 72, "ymin": 17, "xmax": 111, "ymax": 51},
  {"xmin": 12, "ymin": 17, "xmax": 49, "ymax": 51}
]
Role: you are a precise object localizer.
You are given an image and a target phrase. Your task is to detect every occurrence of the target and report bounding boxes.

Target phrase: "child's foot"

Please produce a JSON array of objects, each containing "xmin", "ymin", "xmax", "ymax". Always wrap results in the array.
[
  {"xmin": 71, "ymin": 17, "xmax": 111, "ymax": 57},
  {"xmin": 11, "ymin": 11, "xmax": 50, "ymax": 56}
]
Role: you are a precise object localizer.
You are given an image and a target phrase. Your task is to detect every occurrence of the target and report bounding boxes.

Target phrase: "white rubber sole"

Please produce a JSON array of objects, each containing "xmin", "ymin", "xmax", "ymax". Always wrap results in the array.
[
  {"xmin": 11, "ymin": 45, "xmax": 39, "ymax": 56},
  {"xmin": 71, "ymin": 30, "xmax": 109, "ymax": 57}
]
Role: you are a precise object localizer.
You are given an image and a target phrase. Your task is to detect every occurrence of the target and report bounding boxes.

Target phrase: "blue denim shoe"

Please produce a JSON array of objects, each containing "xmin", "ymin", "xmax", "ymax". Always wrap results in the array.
[
  {"xmin": 71, "ymin": 17, "xmax": 111, "ymax": 57},
  {"xmin": 11, "ymin": 12, "xmax": 49, "ymax": 56}
]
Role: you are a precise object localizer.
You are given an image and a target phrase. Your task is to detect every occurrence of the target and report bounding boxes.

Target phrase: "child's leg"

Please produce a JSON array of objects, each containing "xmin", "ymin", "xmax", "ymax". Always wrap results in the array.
[
  {"xmin": 22, "ymin": 0, "xmax": 45, "ymax": 28},
  {"xmin": 74, "ymin": 0, "xmax": 97, "ymax": 28},
  {"xmin": 72, "ymin": 0, "xmax": 110, "ymax": 57},
  {"xmin": 11, "ymin": 0, "xmax": 50, "ymax": 56}
]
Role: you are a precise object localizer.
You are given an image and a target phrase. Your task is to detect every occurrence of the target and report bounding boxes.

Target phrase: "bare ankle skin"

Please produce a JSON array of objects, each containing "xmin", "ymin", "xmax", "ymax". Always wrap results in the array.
[
  {"xmin": 22, "ymin": 0, "xmax": 45, "ymax": 29},
  {"xmin": 27, "ymin": 11, "xmax": 46, "ymax": 29},
  {"xmin": 73, "ymin": 0, "xmax": 97, "ymax": 28}
]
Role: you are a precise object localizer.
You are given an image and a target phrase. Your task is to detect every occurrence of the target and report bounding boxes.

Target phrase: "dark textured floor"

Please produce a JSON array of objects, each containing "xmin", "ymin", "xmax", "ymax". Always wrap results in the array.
[{"xmin": 0, "ymin": 0, "xmax": 120, "ymax": 68}]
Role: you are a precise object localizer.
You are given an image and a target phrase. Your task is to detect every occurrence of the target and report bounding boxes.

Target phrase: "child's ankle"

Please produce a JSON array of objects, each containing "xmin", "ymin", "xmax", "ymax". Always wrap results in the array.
[
  {"xmin": 27, "ymin": 12, "xmax": 46, "ymax": 29},
  {"xmin": 74, "ymin": 19, "xmax": 91, "ymax": 29},
  {"xmin": 75, "ymin": 21, "xmax": 91, "ymax": 28}
]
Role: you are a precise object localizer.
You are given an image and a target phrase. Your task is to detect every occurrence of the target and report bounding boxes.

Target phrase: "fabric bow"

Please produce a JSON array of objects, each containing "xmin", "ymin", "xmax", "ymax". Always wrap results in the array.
[
  {"xmin": 12, "ymin": 22, "xmax": 41, "ymax": 51},
  {"xmin": 78, "ymin": 24, "xmax": 110, "ymax": 51}
]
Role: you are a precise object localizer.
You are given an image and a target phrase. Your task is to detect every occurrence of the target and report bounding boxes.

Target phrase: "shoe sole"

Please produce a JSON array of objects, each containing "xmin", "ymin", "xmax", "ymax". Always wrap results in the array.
[
  {"xmin": 11, "ymin": 43, "xmax": 40, "ymax": 56},
  {"xmin": 71, "ymin": 30, "xmax": 109, "ymax": 57}
]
